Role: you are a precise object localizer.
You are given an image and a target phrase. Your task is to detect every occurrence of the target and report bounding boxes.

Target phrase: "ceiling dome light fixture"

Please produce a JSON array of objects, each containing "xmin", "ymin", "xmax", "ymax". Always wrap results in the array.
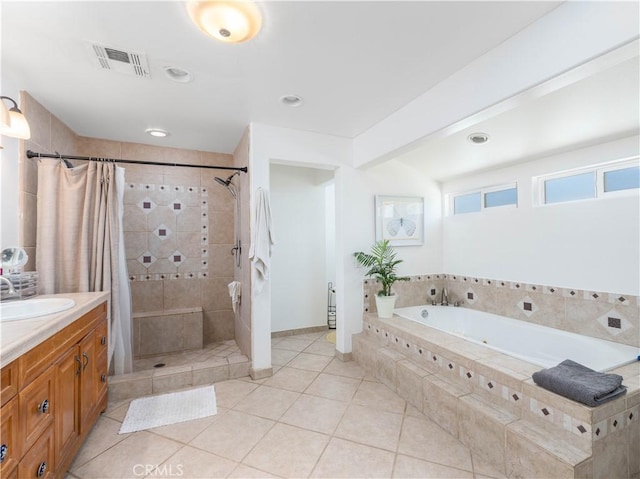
[
  {"xmin": 467, "ymin": 132, "xmax": 490, "ymax": 145},
  {"xmin": 280, "ymin": 94, "xmax": 303, "ymax": 107},
  {"xmin": 164, "ymin": 66, "xmax": 193, "ymax": 83},
  {"xmin": 186, "ymin": 1, "xmax": 262, "ymax": 44},
  {"xmin": 145, "ymin": 128, "xmax": 169, "ymax": 138},
  {"xmin": 0, "ymin": 96, "xmax": 31, "ymax": 140}
]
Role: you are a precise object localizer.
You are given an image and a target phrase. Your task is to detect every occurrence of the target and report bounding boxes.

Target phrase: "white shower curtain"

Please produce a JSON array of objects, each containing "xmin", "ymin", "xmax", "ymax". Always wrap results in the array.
[{"xmin": 36, "ymin": 159, "xmax": 133, "ymax": 375}]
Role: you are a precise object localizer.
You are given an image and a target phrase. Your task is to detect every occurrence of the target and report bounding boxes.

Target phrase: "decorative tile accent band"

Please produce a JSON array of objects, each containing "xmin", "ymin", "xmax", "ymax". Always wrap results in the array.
[{"xmin": 128, "ymin": 272, "xmax": 207, "ymax": 282}]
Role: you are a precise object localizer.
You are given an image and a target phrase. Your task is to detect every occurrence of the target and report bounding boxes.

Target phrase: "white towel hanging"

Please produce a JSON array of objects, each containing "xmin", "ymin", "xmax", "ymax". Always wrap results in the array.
[
  {"xmin": 228, "ymin": 281, "xmax": 242, "ymax": 312},
  {"xmin": 249, "ymin": 187, "xmax": 275, "ymax": 294}
]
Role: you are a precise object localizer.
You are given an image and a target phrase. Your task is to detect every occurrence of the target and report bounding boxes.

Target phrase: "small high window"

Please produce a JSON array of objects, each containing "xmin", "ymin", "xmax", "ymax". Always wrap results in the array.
[
  {"xmin": 537, "ymin": 158, "xmax": 639, "ymax": 205},
  {"xmin": 603, "ymin": 165, "xmax": 640, "ymax": 193},
  {"xmin": 544, "ymin": 172, "xmax": 596, "ymax": 204},
  {"xmin": 453, "ymin": 192, "xmax": 481, "ymax": 214},
  {"xmin": 484, "ymin": 187, "xmax": 517, "ymax": 208},
  {"xmin": 450, "ymin": 184, "xmax": 517, "ymax": 215}
]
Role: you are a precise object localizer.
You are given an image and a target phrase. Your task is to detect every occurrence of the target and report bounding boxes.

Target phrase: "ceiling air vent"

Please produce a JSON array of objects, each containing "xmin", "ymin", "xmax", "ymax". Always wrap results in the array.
[{"xmin": 88, "ymin": 43, "xmax": 151, "ymax": 79}]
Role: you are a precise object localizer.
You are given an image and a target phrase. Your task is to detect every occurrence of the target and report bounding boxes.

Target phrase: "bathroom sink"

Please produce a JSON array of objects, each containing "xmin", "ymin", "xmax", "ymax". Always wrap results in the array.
[{"xmin": 0, "ymin": 298, "xmax": 76, "ymax": 322}]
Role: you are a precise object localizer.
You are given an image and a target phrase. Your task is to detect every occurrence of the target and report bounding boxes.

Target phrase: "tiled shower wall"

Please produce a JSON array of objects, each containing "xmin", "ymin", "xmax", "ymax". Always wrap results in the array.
[
  {"xmin": 77, "ymin": 139, "xmax": 237, "ymax": 346},
  {"xmin": 363, "ymin": 274, "xmax": 639, "ymax": 347},
  {"xmin": 232, "ymin": 128, "xmax": 251, "ymax": 359},
  {"xmin": 19, "ymin": 92, "xmax": 239, "ymax": 348}
]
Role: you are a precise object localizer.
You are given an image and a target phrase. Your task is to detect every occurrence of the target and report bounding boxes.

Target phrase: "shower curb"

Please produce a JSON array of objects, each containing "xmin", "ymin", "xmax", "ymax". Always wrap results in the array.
[{"xmin": 108, "ymin": 357, "xmax": 250, "ymax": 402}]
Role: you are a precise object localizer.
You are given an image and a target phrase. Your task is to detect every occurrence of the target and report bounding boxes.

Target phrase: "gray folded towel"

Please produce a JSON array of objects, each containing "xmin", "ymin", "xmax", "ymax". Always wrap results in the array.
[{"xmin": 532, "ymin": 359, "xmax": 626, "ymax": 407}]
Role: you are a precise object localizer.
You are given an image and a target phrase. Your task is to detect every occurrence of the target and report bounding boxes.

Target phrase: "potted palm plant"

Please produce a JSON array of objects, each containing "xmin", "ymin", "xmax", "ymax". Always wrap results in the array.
[{"xmin": 354, "ymin": 239, "xmax": 409, "ymax": 318}]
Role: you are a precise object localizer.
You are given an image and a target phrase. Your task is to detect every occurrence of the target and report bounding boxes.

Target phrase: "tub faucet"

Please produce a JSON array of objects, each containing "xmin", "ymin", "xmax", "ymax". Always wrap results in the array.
[
  {"xmin": 440, "ymin": 288, "xmax": 449, "ymax": 306},
  {"xmin": 0, "ymin": 276, "xmax": 17, "ymax": 299}
]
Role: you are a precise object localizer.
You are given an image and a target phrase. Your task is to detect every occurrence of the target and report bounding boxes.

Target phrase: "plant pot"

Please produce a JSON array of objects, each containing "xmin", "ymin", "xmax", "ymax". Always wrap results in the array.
[{"xmin": 375, "ymin": 294, "xmax": 396, "ymax": 318}]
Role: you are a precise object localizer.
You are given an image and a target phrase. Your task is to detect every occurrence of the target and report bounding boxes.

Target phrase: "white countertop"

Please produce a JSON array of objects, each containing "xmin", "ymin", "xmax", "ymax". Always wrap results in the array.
[{"xmin": 0, "ymin": 292, "xmax": 110, "ymax": 366}]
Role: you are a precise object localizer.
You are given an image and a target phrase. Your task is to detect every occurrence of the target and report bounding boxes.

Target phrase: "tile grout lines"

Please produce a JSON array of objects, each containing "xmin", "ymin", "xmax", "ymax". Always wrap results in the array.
[{"xmin": 73, "ymin": 331, "xmax": 502, "ymax": 479}]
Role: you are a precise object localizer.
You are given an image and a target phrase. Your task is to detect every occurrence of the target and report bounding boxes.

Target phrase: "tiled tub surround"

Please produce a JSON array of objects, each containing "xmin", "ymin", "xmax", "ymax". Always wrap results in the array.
[
  {"xmin": 363, "ymin": 274, "xmax": 640, "ymax": 347},
  {"xmin": 133, "ymin": 308, "xmax": 203, "ymax": 358},
  {"xmin": 353, "ymin": 313, "xmax": 640, "ymax": 478}
]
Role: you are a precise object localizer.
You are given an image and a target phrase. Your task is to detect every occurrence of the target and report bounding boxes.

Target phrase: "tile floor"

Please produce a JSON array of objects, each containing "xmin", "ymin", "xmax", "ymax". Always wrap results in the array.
[{"xmin": 67, "ymin": 330, "xmax": 506, "ymax": 479}]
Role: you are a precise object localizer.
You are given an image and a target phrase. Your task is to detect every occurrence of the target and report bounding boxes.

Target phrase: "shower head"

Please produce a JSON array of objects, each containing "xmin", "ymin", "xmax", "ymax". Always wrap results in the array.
[
  {"xmin": 214, "ymin": 171, "xmax": 240, "ymax": 198},
  {"xmin": 214, "ymin": 171, "xmax": 240, "ymax": 187}
]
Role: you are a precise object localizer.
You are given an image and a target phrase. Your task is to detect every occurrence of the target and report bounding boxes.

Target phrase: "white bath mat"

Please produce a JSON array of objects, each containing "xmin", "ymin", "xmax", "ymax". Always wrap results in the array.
[{"xmin": 119, "ymin": 385, "xmax": 217, "ymax": 434}]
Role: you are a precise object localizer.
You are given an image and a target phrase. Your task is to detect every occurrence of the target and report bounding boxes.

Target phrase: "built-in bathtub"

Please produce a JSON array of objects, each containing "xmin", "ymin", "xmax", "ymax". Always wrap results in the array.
[
  {"xmin": 352, "ymin": 309, "xmax": 640, "ymax": 479},
  {"xmin": 394, "ymin": 305, "xmax": 639, "ymax": 372}
]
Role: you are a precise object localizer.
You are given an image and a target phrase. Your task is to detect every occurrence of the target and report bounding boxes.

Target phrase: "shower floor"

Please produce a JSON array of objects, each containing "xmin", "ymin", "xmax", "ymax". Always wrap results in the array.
[
  {"xmin": 133, "ymin": 340, "xmax": 246, "ymax": 371},
  {"xmin": 109, "ymin": 340, "xmax": 250, "ymax": 401}
]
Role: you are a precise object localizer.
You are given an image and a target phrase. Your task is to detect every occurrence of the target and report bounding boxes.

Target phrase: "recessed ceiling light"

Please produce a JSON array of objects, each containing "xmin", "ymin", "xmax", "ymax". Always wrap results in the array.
[
  {"xmin": 146, "ymin": 128, "xmax": 169, "ymax": 138},
  {"xmin": 467, "ymin": 133, "xmax": 489, "ymax": 144},
  {"xmin": 164, "ymin": 66, "xmax": 193, "ymax": 83},
  {"xmin": 280, "ymin": 95, "xmax": 303, "ymax": 107}
]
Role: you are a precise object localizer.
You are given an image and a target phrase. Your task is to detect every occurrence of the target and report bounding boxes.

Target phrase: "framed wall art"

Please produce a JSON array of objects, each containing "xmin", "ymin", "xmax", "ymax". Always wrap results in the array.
[{"xmin": 375, "ymin": 195, "xmax": 424, "ymax": 246}]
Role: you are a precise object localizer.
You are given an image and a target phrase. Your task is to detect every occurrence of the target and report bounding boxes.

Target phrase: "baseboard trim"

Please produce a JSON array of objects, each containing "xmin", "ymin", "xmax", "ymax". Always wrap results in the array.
[
  {"xmin": 250, "ymin": 367, "xmax": 273, "ymax": 380},
  {"xmin": 334, "ymin": 350, "xmax": 352, "ymax": 362},
  {"xmin": 271, "ymin": 325, "xmax": 328, "ymax": 338}
]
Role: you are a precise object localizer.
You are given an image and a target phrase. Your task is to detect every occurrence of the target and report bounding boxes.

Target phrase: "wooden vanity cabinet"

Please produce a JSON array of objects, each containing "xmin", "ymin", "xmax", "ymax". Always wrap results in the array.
[
  {"xmin": 1, "ymin": 361, "xmax": 18, "ymax": 407},
  {"xmin": 0, "ymin": 396, "xmax": 20, "ymax": 477},
  {"xmin": 94, "ymin": 321, "xmax": 109, "ymax": 411},
  {"xmin": 54, "ymin": 346, "xmax": 80, "ymax": 469},
  {"xmin": 17, "ymin": 424, "xmax": 55, "ymax": 479},
  {"xmin": 0, "ymin": 301, "xmax": 108, "ymax": 478},
  {"xmin": 20, "ymin": 366, "xmax": 55, "ymax": 455}
]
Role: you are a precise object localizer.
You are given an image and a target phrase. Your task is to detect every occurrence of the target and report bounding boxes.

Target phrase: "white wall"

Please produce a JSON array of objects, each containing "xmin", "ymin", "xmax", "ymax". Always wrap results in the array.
[
  {"xmin": 344, "ymin": 159, "xmax": 443, "ymax": 277},
  {"xmin": 442, "ymin": 135, "xmax": 640, "ymax": 295},
  {"xmin": 337, "ymin": 159, "xmax": 443, "ymax": 352},
  {"xmin": 249, "ymin": 123, "xmax": 351, "ymax": 371},
  {"xmin": 325, "ymin": 181, "xmax": 335, "ymax": 285},
  {"xmin": 270, "ymin": 164, "xmax": 332, "ymax": 332}
]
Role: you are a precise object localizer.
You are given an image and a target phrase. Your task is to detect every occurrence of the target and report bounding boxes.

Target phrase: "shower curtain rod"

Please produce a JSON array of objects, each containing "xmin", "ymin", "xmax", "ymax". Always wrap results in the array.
[{"xmin": 26, "ymin": 150, "xmax": 248, "ymax": 173}]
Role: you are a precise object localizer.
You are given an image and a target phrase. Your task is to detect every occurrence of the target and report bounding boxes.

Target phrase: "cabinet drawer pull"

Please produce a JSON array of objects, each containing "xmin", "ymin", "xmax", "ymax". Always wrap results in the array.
[
  {"xmin": 37, "ymin": 461, "xmax": 47, "ymax": 477},
  {"xmin": 82, "ymin": 352, "xmax": 89, "ymax": 370},
  {"xmin": 37, "ymin": 399, "xmax": 49, "ymax": 414},
  {"xmin": 0, "ymin": 444, "xmax": 7, "ymax": 463},
  {"xmin": 101, "ymin": 374, "xmax": 107, "ymax": 383},
  {"xmin": 75, "ymin": 355, "xmax": 82, "ymax": 376},
  {"xmin": 101, "ymin": 336, "xmax": 106, "ymax": 345}
]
